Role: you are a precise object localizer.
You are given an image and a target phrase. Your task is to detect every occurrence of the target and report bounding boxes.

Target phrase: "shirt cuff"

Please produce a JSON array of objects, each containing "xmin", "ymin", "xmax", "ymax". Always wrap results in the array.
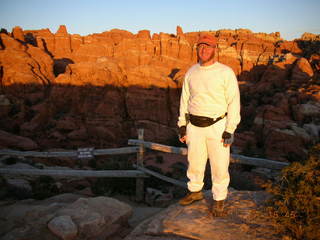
[
  {"xmin": 177, "ymin": 120, "xmax": 186, "ymax": 128},
  {"xmin": 225, "ymin": 126, "xmax": 236, "ymax": 134}
]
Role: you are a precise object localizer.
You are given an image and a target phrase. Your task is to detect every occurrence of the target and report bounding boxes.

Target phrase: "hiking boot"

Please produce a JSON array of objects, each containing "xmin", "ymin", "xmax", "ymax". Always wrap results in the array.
[
  {"xmin": 212, "ymin": 200, "xmax": 225, "ymax": 217},
  {"xmin": 179, "ymin": 191, "xmax": 204, "ymax": 206}
]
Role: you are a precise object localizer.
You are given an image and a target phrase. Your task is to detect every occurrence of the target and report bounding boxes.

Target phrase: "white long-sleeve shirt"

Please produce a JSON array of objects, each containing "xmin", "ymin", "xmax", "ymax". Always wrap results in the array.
[{"xmin": 178, "ymin": 62, "xmax": 241, "ymax": 134}]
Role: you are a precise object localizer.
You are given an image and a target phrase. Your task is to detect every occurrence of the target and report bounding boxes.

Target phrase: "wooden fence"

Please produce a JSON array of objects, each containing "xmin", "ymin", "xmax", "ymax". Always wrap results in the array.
[
  {"xmin": 127, "ymin": 139, "xmax": 289, "ymax": 170},
  {"xmin": 0, "ymin": 129, "xmax": 289, "ymax": 201}
]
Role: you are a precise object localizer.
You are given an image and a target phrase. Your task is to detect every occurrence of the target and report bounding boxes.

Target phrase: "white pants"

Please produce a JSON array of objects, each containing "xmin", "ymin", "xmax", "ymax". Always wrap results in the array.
[{"xmin": 186, "ymin": 118, "xmax": 230, "ymax": 201}]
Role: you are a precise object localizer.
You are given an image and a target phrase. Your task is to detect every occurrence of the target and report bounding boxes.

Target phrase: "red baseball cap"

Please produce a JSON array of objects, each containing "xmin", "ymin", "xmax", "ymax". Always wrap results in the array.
[{"xmin": 197, "ymin": 34, "xmax": 217, "ymax": 47}]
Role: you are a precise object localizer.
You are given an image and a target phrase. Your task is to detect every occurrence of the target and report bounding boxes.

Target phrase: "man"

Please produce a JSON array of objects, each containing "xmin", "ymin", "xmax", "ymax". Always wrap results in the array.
[{"xmin": 177, "ymin": 34, "xmax": 241, "ymax": 217}]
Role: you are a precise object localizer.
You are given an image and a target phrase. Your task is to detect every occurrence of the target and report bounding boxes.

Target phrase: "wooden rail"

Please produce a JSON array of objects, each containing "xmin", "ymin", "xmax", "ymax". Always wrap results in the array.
[
  {"xmin": 0, "ymin": 145, "xmax": 146, "ymax": 201},
  {"xmin": 134, "ymin": 164, "xmax": 187, "ymax": 189},
  {"xmin": 128, "ymin": 139, "xmax": 289, "ymax": 170},
  {"xmin": 0, "ymin": 147, "xmax": 139, "ymax": 158},
  {"xmin": 230, "ymin": 154, "xmax": 289, "ymax": 170},
  {"xmin": 0, "ymin": 168, "xmax": 148, "ymax": 178},
  {"xmin": 128, "ymin": 139, "xmax": 187, "ymax": 155}
]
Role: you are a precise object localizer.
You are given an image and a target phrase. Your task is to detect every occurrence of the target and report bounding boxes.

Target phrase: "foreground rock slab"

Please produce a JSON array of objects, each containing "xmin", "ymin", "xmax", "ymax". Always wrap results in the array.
[
  {"xmin": 0, "ymin": 193, "xmax": 132, "ymax": 240},
  {"xmin": 125, "ymin": 190, "xmax": 279, "ymax": 240}
]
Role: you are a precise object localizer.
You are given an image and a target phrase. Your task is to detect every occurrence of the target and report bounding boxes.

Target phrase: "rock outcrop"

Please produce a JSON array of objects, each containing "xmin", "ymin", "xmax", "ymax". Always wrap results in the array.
[
  {"xmin": 0, "ymin": 193, "xmax": 132, "ymax": 240},
  {"xmin": 0, "ymin": 129, "xmax": 38, "ymax": 150},
  {"xmin": 0, "ymin": 32, "xmax": 54, "ymax": 85},
  {"xmin": 0, "ymin": 189, "xmax": 282, "ymax": 240},
  {"xmin": 0, "ymin": 25, "xmax": 319, "ymax": 161},
  {"xmin": 125, "ymin": 190, "xmax": 279, "ymax": 240}
]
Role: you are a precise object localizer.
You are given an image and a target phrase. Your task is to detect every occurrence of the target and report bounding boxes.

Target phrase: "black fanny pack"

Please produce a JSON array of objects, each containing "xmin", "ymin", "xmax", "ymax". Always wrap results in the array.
[{"xmin": 188, "ymin": 113, "xmax": 227, "ymax": 127}]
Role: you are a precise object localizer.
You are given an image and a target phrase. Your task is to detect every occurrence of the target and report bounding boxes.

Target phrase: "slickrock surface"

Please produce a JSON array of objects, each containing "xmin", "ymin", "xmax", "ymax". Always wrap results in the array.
[{"xmin": 125, "ymin": 190, "xmax": 279, "ymax": 240}]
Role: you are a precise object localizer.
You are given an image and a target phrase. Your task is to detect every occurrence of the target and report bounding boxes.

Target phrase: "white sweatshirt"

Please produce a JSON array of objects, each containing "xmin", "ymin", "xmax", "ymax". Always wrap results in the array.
[{"xmin": 178, "ymin": 62, "xmax": 241, "ymax": 134}]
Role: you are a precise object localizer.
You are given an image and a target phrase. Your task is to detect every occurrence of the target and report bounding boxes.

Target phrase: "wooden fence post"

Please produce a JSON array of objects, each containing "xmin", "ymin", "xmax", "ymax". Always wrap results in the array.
[{"xmin": 136, "ymin": 128, "xmax": 145, "ymax": 202}]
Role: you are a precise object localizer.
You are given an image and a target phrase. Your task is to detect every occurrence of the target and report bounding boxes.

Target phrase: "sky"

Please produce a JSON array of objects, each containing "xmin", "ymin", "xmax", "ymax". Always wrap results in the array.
[{"xmin": 1, "ymin": 0, "xmax": 319, "ymax": 41}]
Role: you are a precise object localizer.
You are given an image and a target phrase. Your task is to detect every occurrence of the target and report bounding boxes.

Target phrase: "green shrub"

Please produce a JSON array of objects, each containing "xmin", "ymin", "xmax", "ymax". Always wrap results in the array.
[{"xmin": 266, "ymin": 144, "xmax": 320, "ymax": 239}]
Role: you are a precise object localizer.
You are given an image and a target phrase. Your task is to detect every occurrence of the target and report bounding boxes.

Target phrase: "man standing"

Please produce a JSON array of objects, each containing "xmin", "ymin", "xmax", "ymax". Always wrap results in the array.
[{"xmin": 177, "ymin": 34, "xmax": 241, "ymax": 217}]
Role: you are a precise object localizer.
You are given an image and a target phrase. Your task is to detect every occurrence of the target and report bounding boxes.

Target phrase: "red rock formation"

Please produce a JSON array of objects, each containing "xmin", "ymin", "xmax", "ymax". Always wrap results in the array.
[
  {"xmin": 176, "ymin": 26, "xmax": 184, "ymax": 37},
  {"xmin": 55, "ymin": 57, "xmax": 125, "ymax": 86},
  {"xmin": 0, "ymin": 130, "xmax": 38, "ymax": 150},
  {"xmin": 301, "ymin": 32, "xmax": 320, "ymax": 41},
  {"xmin": 0, "ymin": 33, "xmax": 54, "ymax": 85},
  {"xmin": 54, "ymin": 25, "xmax": 72, "ymax": 58},
  {"xmin": 136, "ymin": 30, "xmax": 151, "ymax": 40},
  {"xmin": 11, "ymin": 26, "xmax": 24, "ymax": 42},
  {"xmin": 291, "ymin": 57, "xmax": 314, "ymax": 86},
  {"xmin": 0, "ymin": 25, "xmax": 319, "ymax": 162}
]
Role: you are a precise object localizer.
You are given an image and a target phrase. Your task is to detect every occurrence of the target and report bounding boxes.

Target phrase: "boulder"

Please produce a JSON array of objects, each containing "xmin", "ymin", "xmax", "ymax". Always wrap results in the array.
[
  {"xmin": 233, "ymin": 131, "xmax": 257, "ymax": 154},
  {"xmin": 310, "ymin": 53, "xmax": 320, "ymax": 71},
  {"xmin": 48, "ymin": 215, "xmax": 78, "ymax": 240},
  {"xmin": 67, "ymin": 128, "xmax": 88, "ymax": 141},
  {"xmin": 290, "ymin": 57, "xmax": 314, "ymax": 86},
  {"xmin": 264, "ymin": 128, "xmax": 307, "ymax": 161},
  {"xmin": 255, "ymin": 53, "xmax": 297, "ymax": 92},
  {"xmin": 56, "ymin": 118, "xmax": 78, "ymax": 131},
  {"xmin": 56, "ymin": 197, "xmax": 132, "ymax": 239},
  {"xmin": 0, "ymin": 130, "xmax": 38, "ymax": 150},
  {"xmin": 55, "ymin": 59, "xmax": 125, "ymax": 86},
  {"xmin": 303, "ymin": 123, "xmax": 320, "ymax": 142},
  {"xmin": 297, "ymin": 102, "xmax": 320, "ymax": 117},
  {"xmin": 0, "ymin": 94, "xmax": 11, "ymax": 118},
  {"xmin": 6, "ymin": 178, "xmax": 33, "ymax": 199},
  {"xmin": 293, "ymin": 101, "xmax": 320, "ymax": 123},
  {"xmin": 145, "ymin": 187, "xmax": 173, "ymax": 207},
  {"xmin": 0, "ymin": 194, "xmax": 133, "ymax": 240}
]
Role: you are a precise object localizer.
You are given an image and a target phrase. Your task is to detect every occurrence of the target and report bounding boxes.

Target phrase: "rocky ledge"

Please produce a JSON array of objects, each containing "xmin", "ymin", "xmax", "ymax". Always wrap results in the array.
[{"xmin": 125, "ymin": 190, "xmax": 278, "ymax": 240}]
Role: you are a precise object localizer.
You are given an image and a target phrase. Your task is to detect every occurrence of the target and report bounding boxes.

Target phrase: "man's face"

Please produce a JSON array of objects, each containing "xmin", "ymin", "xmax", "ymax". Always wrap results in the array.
[{"xmin": 197, "ymin": 43, "xmax": 216, "ymax": 65}]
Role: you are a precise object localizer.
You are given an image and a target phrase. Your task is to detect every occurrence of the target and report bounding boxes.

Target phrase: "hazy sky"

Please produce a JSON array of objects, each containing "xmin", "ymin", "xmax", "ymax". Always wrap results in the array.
[{"xmin": 1, "ymin": 0, "xmax": 319, "ymax": 40}]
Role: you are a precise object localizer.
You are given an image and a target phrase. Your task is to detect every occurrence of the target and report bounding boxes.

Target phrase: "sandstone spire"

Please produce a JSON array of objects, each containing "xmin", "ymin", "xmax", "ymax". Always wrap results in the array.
[
  {"xmin": 56, "ymin": 25, "xmax": 68, "ymax": 35},
  {"xmin": 176, "ymin": 25, "xmax": 184, "ymax": 37},
  {"xmin": 12, "ymin": 26, "xmax": 24, "ymax": 42}
]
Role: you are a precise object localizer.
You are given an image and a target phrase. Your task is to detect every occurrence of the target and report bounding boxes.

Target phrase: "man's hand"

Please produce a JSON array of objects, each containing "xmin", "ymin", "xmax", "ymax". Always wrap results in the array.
[
  {"xmin": 179, "ymin": 126, "xmax": 187, "ymax": 143},
  {"xmin": 221, "ymin": 131, "xmax": 234, "ymax": 147}
]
